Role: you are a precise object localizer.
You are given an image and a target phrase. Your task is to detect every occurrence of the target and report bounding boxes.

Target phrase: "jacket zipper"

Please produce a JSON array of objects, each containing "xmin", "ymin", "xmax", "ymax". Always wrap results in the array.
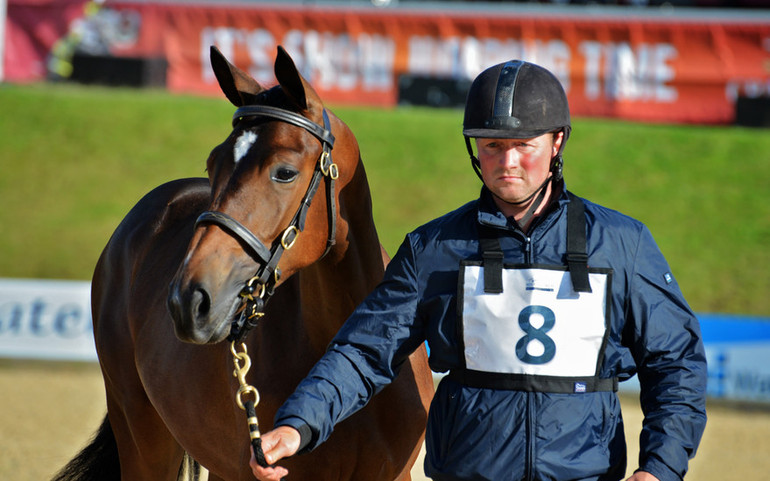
[
  {"xmin": 524, "ymin": 236, "xmax": 532, "ymax": 264},
  {"xmin": 525, "ymin": 393, "xmax": 535, "ymax": 481}
]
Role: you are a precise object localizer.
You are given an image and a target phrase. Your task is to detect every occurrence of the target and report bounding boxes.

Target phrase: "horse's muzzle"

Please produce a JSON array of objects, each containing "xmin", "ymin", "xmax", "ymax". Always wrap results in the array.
[{"xmin": 167, "ymin": 277, "xmax": 232, "ymax": 344}]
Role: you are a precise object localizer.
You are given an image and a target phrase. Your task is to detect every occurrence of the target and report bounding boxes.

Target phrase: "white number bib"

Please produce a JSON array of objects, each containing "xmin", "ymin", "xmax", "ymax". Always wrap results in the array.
[{"xmin": 459, "ymin": 264, "xmax": 611, "ymax": 378}]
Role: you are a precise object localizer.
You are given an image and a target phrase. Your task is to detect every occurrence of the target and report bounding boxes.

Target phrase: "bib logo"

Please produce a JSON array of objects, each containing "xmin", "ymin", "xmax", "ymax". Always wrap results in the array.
[{"xmin": 525, "ymin": 277, "xmax": 556, "ymax": 292}]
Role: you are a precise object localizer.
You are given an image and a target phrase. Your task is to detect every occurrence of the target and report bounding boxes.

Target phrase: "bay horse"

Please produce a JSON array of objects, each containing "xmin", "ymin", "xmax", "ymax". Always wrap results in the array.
[{"xmin": 54, "ymin": 46, "xmax": 433, "ymax": 481}]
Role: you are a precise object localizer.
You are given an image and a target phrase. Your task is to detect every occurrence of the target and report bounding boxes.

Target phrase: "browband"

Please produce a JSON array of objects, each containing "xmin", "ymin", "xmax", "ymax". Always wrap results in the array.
[{"xmin": 233, "ymin": 105, "xmax": 335, "ymax": 148}]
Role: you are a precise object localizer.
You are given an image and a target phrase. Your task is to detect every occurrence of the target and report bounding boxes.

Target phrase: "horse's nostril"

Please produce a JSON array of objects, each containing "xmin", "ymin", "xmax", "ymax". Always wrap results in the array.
[
  {"xmin": 167, "ymin": 281, "xmax": 211, "ymax": 327},
  {"xmin": 192, "ymin": 286, "xmax": 211, "ymax": 321}
]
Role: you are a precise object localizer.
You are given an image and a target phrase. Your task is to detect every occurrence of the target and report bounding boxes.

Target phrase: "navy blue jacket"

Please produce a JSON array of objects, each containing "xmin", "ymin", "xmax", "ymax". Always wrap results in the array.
[{"xmin": 275, "ymin": 185, "xmax": 707, "ymax": 481}]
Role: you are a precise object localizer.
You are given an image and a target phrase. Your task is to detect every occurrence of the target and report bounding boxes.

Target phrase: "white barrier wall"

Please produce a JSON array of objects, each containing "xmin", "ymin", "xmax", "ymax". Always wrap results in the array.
[
  {"xmin": 0, "ymin": 278, "xmax": 96, "ymax": 361},
  {"xmin": 1, "ymin": 278, "xmax": 769, "ymax": 403},
  {"xmin": 699, "ymin": 314, "xmax": 770, "ymax": 403}
]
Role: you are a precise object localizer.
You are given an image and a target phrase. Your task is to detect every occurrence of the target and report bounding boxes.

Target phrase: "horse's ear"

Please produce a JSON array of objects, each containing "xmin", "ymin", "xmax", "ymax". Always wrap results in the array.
[
  {"xmin": 210, "ymin": 45, "xmax": 264, "ymax": 107},
  {"xmin": 274, "ymin": 46, "xmax": 321, "ymax": 113}
]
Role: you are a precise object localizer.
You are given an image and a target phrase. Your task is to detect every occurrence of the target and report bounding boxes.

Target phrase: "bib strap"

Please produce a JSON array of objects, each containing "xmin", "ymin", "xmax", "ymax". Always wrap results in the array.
[
  {"xmin": 566, "ymin": 193, "xmax": 592, "ymax": 293},
  {"xmin": 478, "ymin": 192, "xmax": 592, "ymax": 293},
  {"xmin": 447, "ymin": 369, "xmax": 618, "ymax": 393},
  {"xmin": 479, "ymin": 232, "xmax": 503, "ymax": 294}
]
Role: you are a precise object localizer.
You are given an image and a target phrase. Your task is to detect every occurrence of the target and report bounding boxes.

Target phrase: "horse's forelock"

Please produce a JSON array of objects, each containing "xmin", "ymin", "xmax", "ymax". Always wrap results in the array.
[
  {"xmin": 250, "ymin": 84, "xmax": 325, "ymax": 125},
  {"xmin": 253, "ymin": 86, "xmax": 288, "ymax": 108}
]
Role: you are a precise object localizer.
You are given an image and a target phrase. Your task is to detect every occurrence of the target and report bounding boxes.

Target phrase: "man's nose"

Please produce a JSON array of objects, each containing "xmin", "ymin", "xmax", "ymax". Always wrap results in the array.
[{"xmin": 502, "ymin": 147, "xmax": 520, "ymax": 167}]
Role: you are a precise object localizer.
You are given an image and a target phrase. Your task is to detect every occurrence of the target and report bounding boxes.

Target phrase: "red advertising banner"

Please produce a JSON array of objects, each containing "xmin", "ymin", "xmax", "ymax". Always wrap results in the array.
[
  {"xmin": 4, "ymin": 0, "xmax": 90, "ymax": 81},
  {"xmin": 5, "ymin": 1, "xmax": 770, "ymax": 124}
]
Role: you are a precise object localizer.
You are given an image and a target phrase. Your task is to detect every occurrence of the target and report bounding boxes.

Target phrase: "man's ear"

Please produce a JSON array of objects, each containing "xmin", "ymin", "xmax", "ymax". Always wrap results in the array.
[{"xmin": 552, "ymin": 130, "xmax": 564, "ymax": 157}]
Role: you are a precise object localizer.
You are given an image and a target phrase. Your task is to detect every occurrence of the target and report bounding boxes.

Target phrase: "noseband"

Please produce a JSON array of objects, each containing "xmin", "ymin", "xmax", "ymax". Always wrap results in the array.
[{"xmin": 195, "ymin": 105, "xmax": 338, "ymax": 341}]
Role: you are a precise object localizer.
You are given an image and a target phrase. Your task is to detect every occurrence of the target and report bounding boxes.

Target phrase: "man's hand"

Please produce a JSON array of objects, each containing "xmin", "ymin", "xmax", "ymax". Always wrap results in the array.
[
  {"xmin": 250, "ymin": 426, "xmax": 301, "ymax": 481},
  {"xmin": 626, "ymin": 471, "xmax": 660, "ymax": 481}
]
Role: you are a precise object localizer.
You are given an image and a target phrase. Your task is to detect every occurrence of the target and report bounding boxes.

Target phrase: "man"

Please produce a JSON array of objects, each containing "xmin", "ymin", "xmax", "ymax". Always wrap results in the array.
[{"xmin": 252, "ymin": 60, "xmax": 707, "ymax": 481}]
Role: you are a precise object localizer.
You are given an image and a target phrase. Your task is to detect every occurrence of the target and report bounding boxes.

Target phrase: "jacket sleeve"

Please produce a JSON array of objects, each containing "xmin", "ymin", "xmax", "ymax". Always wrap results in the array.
[
  {"xmin": 273, "ymin": 235, "xmax": 425, "ymax": 452},
  {"xmin": 626, "ymin": 225, "xmax": 708, "ymax": 481}
]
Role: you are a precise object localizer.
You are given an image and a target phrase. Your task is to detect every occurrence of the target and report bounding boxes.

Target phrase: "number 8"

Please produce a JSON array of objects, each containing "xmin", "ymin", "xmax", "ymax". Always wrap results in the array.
[{"xmin": 515, "ymin": 305, "xmax": 556, "ymax": 365}]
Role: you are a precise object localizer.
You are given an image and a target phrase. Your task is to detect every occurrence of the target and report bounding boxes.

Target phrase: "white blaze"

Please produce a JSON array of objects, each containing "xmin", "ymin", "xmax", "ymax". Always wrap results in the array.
[{"xmin": 234, "ymin": 131, "xmax": 258, "ymax": 164}]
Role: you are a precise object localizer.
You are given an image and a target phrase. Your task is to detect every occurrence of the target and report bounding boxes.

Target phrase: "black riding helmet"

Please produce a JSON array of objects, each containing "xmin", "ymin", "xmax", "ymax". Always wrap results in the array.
[{"xmin": 463, "ymin": 60, "xmax": 571, "ymax": 182}]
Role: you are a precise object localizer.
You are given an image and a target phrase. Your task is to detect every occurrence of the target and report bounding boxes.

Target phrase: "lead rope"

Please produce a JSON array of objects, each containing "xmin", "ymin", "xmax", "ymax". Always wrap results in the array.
[{"xmin": 230, "ymin": 342, "xmax": 270, "ymax": 468}]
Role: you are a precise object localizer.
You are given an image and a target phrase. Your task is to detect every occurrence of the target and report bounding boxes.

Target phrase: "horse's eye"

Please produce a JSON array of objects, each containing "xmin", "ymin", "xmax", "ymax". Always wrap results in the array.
[{"xmin": 273, "ymin": 167, "xmax": 299, "ymax": 183}]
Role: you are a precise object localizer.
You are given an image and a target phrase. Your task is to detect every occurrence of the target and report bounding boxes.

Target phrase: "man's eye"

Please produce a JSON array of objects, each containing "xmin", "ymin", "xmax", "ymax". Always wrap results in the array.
[{"xmin": 273, "ymin": 167, "xmax": 299, "ymax": 183}]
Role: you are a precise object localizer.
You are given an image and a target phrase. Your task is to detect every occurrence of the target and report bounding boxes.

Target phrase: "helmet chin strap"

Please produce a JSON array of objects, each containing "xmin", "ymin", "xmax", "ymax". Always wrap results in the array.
[
  {"xmin": 466, "ymin": 136, "xmax": 485, "ymax": 182},
  {"xmin": 494, "ymin": 174, "xmax": 553, "ymax": 230}
]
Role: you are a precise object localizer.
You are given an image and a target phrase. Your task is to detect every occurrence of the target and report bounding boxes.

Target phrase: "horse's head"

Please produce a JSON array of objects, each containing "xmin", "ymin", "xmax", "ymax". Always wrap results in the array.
[{"xmin": 168, "ymin": 46, "xmax": 353, "ymax": 344}]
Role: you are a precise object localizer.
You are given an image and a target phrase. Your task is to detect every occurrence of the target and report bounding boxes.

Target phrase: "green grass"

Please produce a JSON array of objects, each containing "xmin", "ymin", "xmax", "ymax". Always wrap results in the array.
[{"xmin": 0, "ymin": 82, "xmax": 768, "ymax": 315}]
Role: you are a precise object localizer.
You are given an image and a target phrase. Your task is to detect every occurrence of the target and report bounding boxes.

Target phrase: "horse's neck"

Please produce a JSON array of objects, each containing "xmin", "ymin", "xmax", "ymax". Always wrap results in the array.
[{"xmin": 299, "ymin": 164, "xmax": 385, "ymax": 352}]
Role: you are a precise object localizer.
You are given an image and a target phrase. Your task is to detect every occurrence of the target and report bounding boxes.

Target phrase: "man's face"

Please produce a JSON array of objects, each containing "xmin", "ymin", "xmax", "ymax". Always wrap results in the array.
[{"xmin": 476, "ymin": 132, "xmax": 562, "ymax": 206}]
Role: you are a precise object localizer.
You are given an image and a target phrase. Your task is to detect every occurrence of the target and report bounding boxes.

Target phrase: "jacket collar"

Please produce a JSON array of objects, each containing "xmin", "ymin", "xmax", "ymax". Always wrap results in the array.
[{"xmin": 476, "ymin": 181, "xmax": 570, "ymax": 233}]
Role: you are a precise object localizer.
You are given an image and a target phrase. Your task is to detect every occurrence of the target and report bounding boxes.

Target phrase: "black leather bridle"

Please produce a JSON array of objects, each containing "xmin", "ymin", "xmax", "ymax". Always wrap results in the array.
[{"xmin": 195, "ymin": 105, "xmax": 338, "ymax": 341}]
